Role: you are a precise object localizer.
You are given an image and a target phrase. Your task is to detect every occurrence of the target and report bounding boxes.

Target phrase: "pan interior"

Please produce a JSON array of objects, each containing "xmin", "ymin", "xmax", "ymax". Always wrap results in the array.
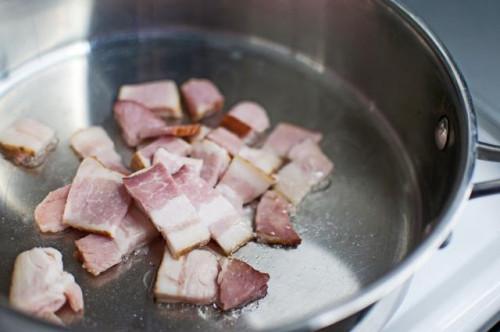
[{"xmin": 0, "ymin": 30, "xmax": 421, "ymax": 331}]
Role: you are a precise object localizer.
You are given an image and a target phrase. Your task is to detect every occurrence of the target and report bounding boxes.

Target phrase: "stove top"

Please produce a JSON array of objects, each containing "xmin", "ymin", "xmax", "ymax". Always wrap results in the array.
[{"xmin": 384, "ymin": 1, "xmax": 500, "ymax": 331}]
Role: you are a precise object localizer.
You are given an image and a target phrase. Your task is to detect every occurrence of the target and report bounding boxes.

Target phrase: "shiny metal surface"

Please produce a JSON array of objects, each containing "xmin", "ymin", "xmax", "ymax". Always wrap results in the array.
[
  {"xmin": 435, "ymin": 117, "xmax": 449, "ymax": 151},
  {"xmin": 0, "ymin": 0, "xmax": 477, "ymax": 331},
  {"xmin": 470, "ymin": 142, "xmax": 500, "ymax": 199}
]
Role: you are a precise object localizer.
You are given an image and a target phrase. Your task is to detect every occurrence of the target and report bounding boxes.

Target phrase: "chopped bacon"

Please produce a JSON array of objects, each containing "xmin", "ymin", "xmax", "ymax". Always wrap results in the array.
[
  {"xmin": 238, "ymin": 147, "xmax": 283, "ymax": 174},
  {"xmin": 153, "ymin": 148, "xmax": 203, "ymax": 175},
  {"xmin": 191, "ymin": 140, "xmax": 230, "ymax": 187},
  {"xmin": 216, "ymin": 184, "xmax": 244, "ymax": 213},
  {"xmin": 181, "ymin": 79, "xmax": 224, "ymax": 121},
  {"xmin": 10, "ymin": 248, "xmax": 84, "ymax": 324},
  {"xmin": 217, "ymin": 258, "xmax": 269, "ymax": 311},
  {"xmin": 274, "ymin": 139, "xmax": 333, "ymax": 205},
  {"xmin": 255, "ymin": 190, "xmax": 301, "ymax": 246},
  {"xmin": 34, "ymin": 184, "xmax": 71, "ymax": 233},
  {"xmin": 75, "ymin": 205, "xmax": 158, "ymax": 276},
  {"xmin": 138, "ymin": 123, "xmax": 200, "ymax": 140},
  {"xmin": 216, "ymin": 156, "xmax": 275, "ymax": 204},
  {"xmin": 123, "ymin": 163, "xmax": 210, "ymax": 258},
  {"xmin": 174, "ymin": 166, "xmax": 253, "ymax": 254},
  {"xmin": 63, "ymin": 158, "xmax": 131, "ymax": 237},
  {"xmin": 155, "ymin": 249, "xmax": 219, "ymax": 304},
  {"xmin": 118, "ymin": 80, "xmax": 182, "ymax": 118},
  {"xmin": 113, "ymin": 100, "xmax": 165, "ymax": 147},
  {"xmin": 0, "ymin": 118, "xmax": 58, "ymax": 167},
  {"xmin": 222, "ymin": 101, "xmax": 270, "ymax": 143},
  {"xmin": 131, "ymin": 136, "xmax": 191, "ymax": 170},
  {"xmin": 263, "ymin": 122, "xmax": 322, "ymax": 157},
  {"xmin": 70, "ymin": 126, "xmax": 128, "ymax": 174},
  {"xmin": 188, "ymin": 125, "xmax": 212, "ymax": 143},
  {"xmin": 207, "ymin": 127, "xmax": 245, "ymax": 156}
]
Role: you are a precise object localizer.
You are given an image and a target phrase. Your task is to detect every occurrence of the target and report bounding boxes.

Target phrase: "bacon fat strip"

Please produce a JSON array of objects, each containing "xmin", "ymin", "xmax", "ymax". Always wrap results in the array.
[
  {"xmin": 123, "ymin": 163, "xmax": 210, "ymax": 258},
  {"xmin": 70, "ymin": 126, "xmax": 129, "ymax": 174},
  {"xmin": 118, "ymin": 80, "xmax": 182, "ymax": 118},
  {"xmin": 0, "ymin": 118, "xmax": 58, "ymax": 168},
  {"xmin": 130, "ymin": 136, "xmax": 191, "ymax": 170},
  {"xmin": 75, "ymin": 205, "xmax": 158, "ymax": 276},
  {"xmin": 174, "ymin": 166, "xmax": 253, "ymax": 254},
  {"xmin": 154, "ymin": 248, "xmax": 219, "ymax": 304}
]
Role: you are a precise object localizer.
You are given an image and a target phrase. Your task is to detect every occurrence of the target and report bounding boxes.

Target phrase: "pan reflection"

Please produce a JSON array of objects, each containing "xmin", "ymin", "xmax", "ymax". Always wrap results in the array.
[{"xmin": 236, "ymin": 242, "xmax": 361, "ymax": 330}]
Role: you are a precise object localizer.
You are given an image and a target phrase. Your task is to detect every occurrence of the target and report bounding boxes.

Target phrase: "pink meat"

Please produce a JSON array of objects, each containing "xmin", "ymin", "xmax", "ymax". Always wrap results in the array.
[
  {"xmin": 191, "ymin": 140, "xmax": 230, "ymax": 187},
  {"xmin": 118, "ymin": 80, "xmax": 182, "ymax": 118},
  {"xmin": 181, "ymin": 79, "xmax": 224, "ymax": 121},
  {"xmin": 275, "ymin": 139, "xmax": 333, "ymax": 205},
  {"xmin": 113, "ymin": 100, "xmax": 166, "ymax": 147},
  {"xmin": 222, "ymin": 101, "xmax": 270, "ymax": 142},
  {"xmin": 216, "ymin": 156, "xmax": 275, "ymax": 204},
  {"xmin": 0, "ymin": 118, "xmax": 58, "ymax": 168},
  {"xmin": 131, "ymin": 136, "xmax": 191, "ymax": 170},
  {"xmin": 207, "ymin": 127, "xmax": 245, "ymax": 156},
  {"xmin": 70, "ymin": 126, "xmax": 129, "ymax": 174},
  {"xmin": 174, "ymin": 166, "xmax": 253, "ymax": 254},
  {"xmin": 155, "ymin": 249, "xmax": 219, "ymax": 304},
  {"xmin": 138, "ymin": 123, "xmax": 200, "ymax": 140},
  {"xmin": 34, "ymin": 184, "xmax": 71, "ymax": 233},
  {"xmin": 63, "ymin": 158, "xmax": 131, "ymax": 237},
  {"xmin": 75, "ymin": 205, "xmax": 158, "ymax": 276},
  {"xmin": 9, "ymin": 248, "xmax": 84, "ymax": 323},
  {"xmin": 263, "ymin": 123, "xmax": 322, "ymax": 157},
  {"xmin": 217, "ymin": 258, "xmax": 269, "ymax": 311},
  {"xmin": 153, "ymin": 148, "xmax": 203, "ymax": 175},
  {"xmin": 255, "ymin": 190, "xmax": 301, "ymax": 246},
  {"xmin": 123, "ymin": 163, "xmax": 210, "ymax": 258}
]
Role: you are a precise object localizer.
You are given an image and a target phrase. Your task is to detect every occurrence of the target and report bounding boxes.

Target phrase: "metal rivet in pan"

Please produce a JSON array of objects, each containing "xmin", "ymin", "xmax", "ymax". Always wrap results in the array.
[{"xmin": 435, "ymin": 116, "xmax": 449, "ymax": 150}]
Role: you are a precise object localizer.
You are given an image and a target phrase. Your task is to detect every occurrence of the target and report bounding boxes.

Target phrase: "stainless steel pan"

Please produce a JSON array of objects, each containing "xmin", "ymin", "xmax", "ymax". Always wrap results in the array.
[{"xmin": 0, "ymin": 0, "xmax": 498, "ymax": 331}]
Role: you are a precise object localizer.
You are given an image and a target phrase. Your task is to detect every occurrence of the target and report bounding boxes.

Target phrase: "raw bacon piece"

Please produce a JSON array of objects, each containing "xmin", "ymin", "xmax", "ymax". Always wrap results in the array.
[
  {"xmin": 10, "ymin": 248, "xmax": 84, "ymax": 323},
  {"xmin": 155, "ymin": 249, "xmax": 219, "ymax": 304},
  {"xmin": 191, "ymin": 140, "xmax": 230, "ymax": 187},
  {"xmin": 275, "ymin": 139, "xmax": 333, "ymax": 205},
  {"xmin": 181, "ymin": 79, "xmax": 224, "ymax": 121},
  {"xmin": 174, "ymin": 166, "xmax": 253, "ymax": 254},
  {"xmin": 263, "ymin": 122, "xmax": 322, "ymax": 157},
  {"xmin": 228, "ymin": 101, "xmax": 270, "ymax": 133},
  {"xmin": 217, "ymin": 156, "xmax": 275, "ymax": 204},
  {"xmin": 131, "ymin": 136, "xmax": 191, "ymax": 170},
  {"xmin": 222, "ymin": 101, "xmax": 270, "ymax": 143},
  {"xmin": 75, "ymin": 205, "xmax": 158, "ymax": 276},
  {"xmin": 0, "ymin": 118, "xmax": 57, "ymax": 167},
  {"xmin": 63, "ymin": 158, "xmax": 131, "ymax": 237},
  {"xmin": 207, "ymin": 127, "xmax": 245, "ymax": 156},
  {"xmin": 70, "ymin": 126, "xmax": 128, "ymax": 174},
  {"xmin": 255, "ymin": 190, "xmax": 301, "ymax": 246},
  {"xmin": 118, "ymin": 80, "xmax": 182, "ymax": 118},
  {"xmin": 153, "ymin": 148, "xmax": 203, "ymax": 175},
  {"xmin": 216, "ymin": 184, "xmax": 244, "ymax": 213},
  {"xmin": 188, "ymin": 125, "xmax": 212, "ymax": 143},
  {"xmin": 138, "ymin": 123, "xmax": 200, "ymax": 140},
  {"xmin": 113, "ymin": 100, "xmax": 166, "ymax": 147},
  {"xmin": 217, "ymin": 258, "xmax": 269, "ymax": 311},
  {"xmin": 34, "ymin": 184, "xmax": 71, "ymax": 233},
  {"xmin": 238, "ymin": 147, "xmax": 283, "ymax": 174},
  {"xmin": 123, "ymin": 163, "xmax": 210, "ymax": 258}
]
